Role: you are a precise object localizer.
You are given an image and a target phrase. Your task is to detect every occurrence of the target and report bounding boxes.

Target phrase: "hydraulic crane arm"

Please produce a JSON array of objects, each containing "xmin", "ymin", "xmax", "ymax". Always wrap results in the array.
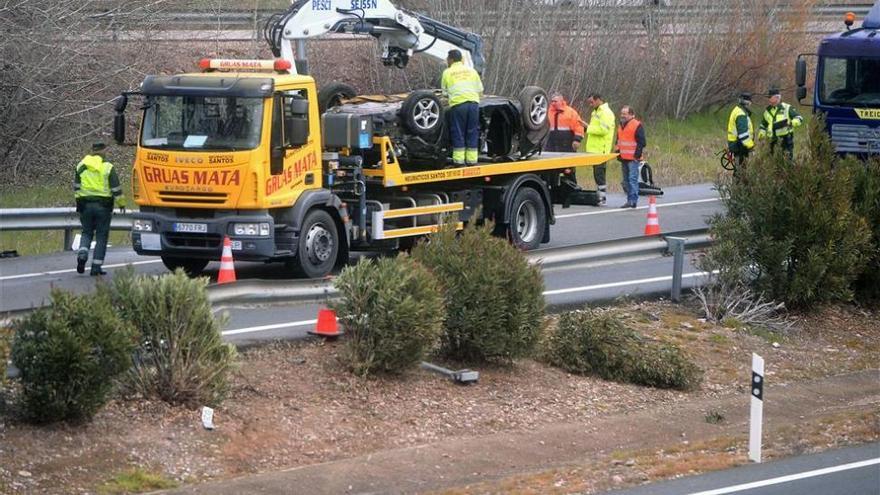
[{"xmin": 263, "ymin": 0, "xmax": 485, "ymax": 75}]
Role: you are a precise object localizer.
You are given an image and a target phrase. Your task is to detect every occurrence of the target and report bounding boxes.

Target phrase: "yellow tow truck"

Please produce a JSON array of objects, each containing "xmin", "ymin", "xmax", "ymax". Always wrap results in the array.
[{"xmin": 112, "ymin": 1, "xmax": 614, "ymax": 278}]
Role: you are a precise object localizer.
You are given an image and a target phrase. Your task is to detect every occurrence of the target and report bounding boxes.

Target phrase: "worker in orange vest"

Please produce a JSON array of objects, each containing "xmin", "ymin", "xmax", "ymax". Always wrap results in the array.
[
  {"xmin": 546, "ymin": 92, "xmax": 585, "ymax": 152},
  {"xmin": 615, "ymin": 105, "xmax": 646, "ymax": 208}
]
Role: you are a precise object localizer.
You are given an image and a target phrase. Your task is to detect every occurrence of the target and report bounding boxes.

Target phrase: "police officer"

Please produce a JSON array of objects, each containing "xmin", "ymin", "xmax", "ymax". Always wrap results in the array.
[
  {"xmin": 441, "ymin": 49, "xmax": 483, "ymax": 166},
  {"xmin": 759, "ymin": 87, "xmax": 803, "ymax": 158},
  {"xmin": 727, "ymin": 92, "xmax": 755, "ymax": 169},
  {"xmin": 584, "ymin": 93, "xmax": 616, "ymax": 205},
  {"xmin": 74, "ymin": 143, "xmax": 125, "ymax": 276}
]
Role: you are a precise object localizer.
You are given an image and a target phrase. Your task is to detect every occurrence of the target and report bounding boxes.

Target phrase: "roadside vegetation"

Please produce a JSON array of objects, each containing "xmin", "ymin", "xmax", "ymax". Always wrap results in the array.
[
  {"xmin": 696, "ymin": 117, "xmax": 879, "ymax": 319},
  {"xmin": 332, "ymin": 255, "xmax": 445, "ymax": 376}
]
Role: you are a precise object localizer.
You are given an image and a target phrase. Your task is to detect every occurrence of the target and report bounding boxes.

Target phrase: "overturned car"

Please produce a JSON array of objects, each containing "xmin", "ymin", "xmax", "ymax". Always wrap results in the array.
[{"xmin": 318, "ymin": 83, "xmax": 550, "ymax": 169}]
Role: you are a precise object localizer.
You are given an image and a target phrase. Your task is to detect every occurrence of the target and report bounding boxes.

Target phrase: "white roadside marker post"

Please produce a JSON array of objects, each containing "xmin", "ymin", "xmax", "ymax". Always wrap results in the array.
[{"xmin": 749, "ymin": 353, "xmax": 764, "ymax": 463}]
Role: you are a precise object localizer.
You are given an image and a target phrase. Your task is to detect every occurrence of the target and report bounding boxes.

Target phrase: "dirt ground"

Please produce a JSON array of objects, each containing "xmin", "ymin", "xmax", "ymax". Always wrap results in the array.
[{"xmin": 0, "ymin": 302, "xmax": 877, "ymax": 494}]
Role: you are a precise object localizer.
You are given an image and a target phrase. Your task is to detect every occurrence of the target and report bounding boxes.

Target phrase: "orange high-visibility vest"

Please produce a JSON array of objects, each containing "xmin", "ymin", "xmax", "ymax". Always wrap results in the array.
[{"xmin": 617, "ymin": 118, "xmax": 642, "ymax": 160}]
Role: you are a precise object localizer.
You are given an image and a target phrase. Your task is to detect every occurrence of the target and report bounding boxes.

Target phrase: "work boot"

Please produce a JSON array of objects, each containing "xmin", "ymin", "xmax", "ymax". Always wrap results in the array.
[
  {"xmin": 619, "ymin": 202, "xmax": 633, "ymax": 209},
  {"xmin": 90, "ymin": 266, "xmax": 107, "ymax": 276},
  {"xmin": 76, "ymin": 256, "xmax": 87, "ymax": 274}
]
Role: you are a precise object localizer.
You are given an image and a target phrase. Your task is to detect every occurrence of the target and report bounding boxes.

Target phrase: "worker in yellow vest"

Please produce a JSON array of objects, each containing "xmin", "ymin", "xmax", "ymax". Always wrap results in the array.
[
  {"xmin": 584, "ymin": 93, "xmax": 615, "ymax": 205},
  {"xmin": 441, "ymin": 49, "xmax": 483, "ymax": 166},
  {"xmin": 759, "ymin": 87, "xmax": 803, "ymax": 158},
  {"xmin": 727, "ymin": 92, "xmax": 755, "ymax": 170},
  {"xmin": 74, "ymin": 143, "xmax": 126, "ymax": 276}
]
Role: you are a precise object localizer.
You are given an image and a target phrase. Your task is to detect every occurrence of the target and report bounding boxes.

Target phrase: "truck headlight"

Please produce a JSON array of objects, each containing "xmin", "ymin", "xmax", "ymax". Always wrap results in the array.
[
  {"xmin": 132, "ymin": 219, "xmax": 154, "ymax": 232},
  {"xmin": 233, "ymin": 223, "xmax": 270, "ymax": 236}
]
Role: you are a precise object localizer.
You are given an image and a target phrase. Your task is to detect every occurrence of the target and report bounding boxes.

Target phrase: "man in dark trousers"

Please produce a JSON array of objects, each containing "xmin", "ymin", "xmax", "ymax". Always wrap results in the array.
[
  {"xmin": 615, "ymin": 106, "xmax": 646, "ymax": 208},
  {"xmin": 74, "ymin": 143, "xmax": 125, "ymax": 276},
  {"xmin": 727, "ymin": 92, "xmax": 755, "ymax": 170},
  {"xmin": 441, "ymin": 49, "xmax": 483, "ymax": 166},
  {"xmin": 758, "ymin": 87, "xmax": 803, "ymax": 159}
]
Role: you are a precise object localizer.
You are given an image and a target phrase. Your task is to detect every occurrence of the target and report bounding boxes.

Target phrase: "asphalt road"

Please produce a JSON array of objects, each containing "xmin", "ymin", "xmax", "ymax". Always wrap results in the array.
[
  {"xmin": 0, "ymin": 184, "xmax": 722, "ymax": 342},
  {"xmin": 601, "ymin": 442, "xmax": 880, "ymax": 495}
]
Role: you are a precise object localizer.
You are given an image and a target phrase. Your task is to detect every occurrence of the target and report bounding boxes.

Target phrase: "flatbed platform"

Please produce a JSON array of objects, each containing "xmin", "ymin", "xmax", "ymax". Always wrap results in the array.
[{"xmin": 363, "ymin": 137, "xmax": 617, "ymax": 187}]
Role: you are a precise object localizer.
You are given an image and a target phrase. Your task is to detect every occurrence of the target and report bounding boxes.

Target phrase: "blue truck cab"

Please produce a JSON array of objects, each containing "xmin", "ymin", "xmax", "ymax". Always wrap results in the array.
[{"xmin": 796, "ymin": 2, "xmax": 880, "ymax": 157}]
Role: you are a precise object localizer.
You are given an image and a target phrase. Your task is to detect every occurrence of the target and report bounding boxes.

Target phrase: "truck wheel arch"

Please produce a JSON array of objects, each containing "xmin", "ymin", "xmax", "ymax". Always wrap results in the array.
[
  {"xmin": 493, "ymin": 174, "xmax": 554, "ymax": 245},
  {"xmin": 277, "ymin": 189, "xmax": 350, "ymax": 262}
]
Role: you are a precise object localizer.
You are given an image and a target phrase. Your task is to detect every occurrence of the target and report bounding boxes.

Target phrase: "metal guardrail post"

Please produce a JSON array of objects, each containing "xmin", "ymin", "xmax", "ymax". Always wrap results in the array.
[
  {"xmin": 63, "ymin": 228, "xmax": 73, "ymax": 252},
  {"xmin": 666, "ymin": 236, "xmax": 686, "ymax": 302}
]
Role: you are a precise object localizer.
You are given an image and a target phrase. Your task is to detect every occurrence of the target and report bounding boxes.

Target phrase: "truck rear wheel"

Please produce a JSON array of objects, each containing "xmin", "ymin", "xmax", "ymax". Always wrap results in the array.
[
  {"xmin": 288, "ymin": 209, "xmax": 339, "ymax": 278},
  {"xmin": 161, "ymin": 256, "xmax": 209, "ymax": 277},
  {"xmin": 508, "ymin": 187, "xmax": 546, "ymax": 251}
]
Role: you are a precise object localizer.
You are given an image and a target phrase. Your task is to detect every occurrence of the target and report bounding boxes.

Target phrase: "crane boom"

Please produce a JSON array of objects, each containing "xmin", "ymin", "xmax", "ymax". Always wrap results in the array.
[{"xmin": 263, "ymin": 0, "xmax": 485, "ymax": 75}]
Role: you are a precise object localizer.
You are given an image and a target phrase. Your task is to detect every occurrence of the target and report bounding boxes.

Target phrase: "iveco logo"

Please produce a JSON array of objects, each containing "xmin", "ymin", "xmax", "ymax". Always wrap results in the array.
[{"xmin": 175, "ymin": 156, "xmax": 204, "ymax": 164}]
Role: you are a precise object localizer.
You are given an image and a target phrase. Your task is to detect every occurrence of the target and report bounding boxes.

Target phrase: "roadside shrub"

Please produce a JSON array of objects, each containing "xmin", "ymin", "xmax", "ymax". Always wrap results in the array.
[
  {"xmin": 10, "ymin": 290, "xmax": 135, "ymax": 423},
  {"xmin": 0, "ymin": 326, "xmax": 11, "ymax": 391},
  {"xmin": 331, "ymin": 256, "xmax": 445, "ymax": 376},
  {"xmin": 706, "ymin": 117, "xmax": 872, "ymax": 308},
  {"xmin": 541, "ymin": 309, "xmax": 702, "ymax": 390},
  {"xmin": 852, "ymin": 158, "xmax": 880, "ymax": 305},
  {"xmin": 411, "ymin": 223, "xmax": 545, "ymax": 362},
  {"xmin": 99, "ymin": 268, "xmax": 236, "ymax": 407}
]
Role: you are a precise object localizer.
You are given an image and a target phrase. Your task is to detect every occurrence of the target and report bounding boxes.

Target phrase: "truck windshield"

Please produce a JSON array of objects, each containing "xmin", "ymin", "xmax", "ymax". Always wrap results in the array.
[
  {"xmin": 819, "ymin": 57, "xmax": 880, "ymax": 107},
  {"xmin": 141, "ymin": 96, "xmax": 264, "ymax": 151}
]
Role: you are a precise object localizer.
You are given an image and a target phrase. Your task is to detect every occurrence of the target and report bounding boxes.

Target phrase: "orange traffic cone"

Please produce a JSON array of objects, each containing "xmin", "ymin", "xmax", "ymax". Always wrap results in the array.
[
  {"xmin": 644, "ymin": 195, "xmax": 661, "ymax": 236},
  {"xmin": 217, "ymin": 236, "xmax": 237, "ymax": 284},
  {"xmin": 309, "ymin": 308, "xmax": 343, "ymax": 338}
]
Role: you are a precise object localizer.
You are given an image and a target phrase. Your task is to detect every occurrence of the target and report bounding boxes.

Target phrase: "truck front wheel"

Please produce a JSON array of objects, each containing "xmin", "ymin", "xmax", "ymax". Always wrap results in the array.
[
  {"xmin": 508, "ymin": 187, "xmax": 546, "ymax": 251},
  {"xmin": 161, "ymin": 256, "xmax": 209, "ymax": 277},
  {"xmin": 288, "ymin": 209, "xmax": 339, "ymax": 278}
]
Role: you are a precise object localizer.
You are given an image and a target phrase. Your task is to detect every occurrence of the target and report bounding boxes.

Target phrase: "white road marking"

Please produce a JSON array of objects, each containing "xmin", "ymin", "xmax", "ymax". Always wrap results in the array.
[
  {"xmin": 222, "ymin": 271, "xmax": 720, "ymax": 337},
  {"xmin": 0, "ymin": 259, "xmax": 163, "ymax": 282},
  {"xmin": 222, "ymin": 319, "xmax": 317, "ymax": 336},
  {"xmin": 555, "ymin": 197, "xmax": 720, "ymax": 219},
  {"xmin": 542, "ymin": 271, "xmax": 715, "ymax": 296},
  {"xmin": 687, "ymin": 457, "xmax": 880, "ymax": 495}
]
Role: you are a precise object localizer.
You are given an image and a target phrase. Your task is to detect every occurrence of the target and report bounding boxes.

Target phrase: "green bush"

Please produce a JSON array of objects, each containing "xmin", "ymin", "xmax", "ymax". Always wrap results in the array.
[
  {"xmin": 99, "ymin": 268, "xmax": 236, "ymax": 407},
  {"xmin": 541, "ymin": 309, "xmax": 702, "ymax": 390},
  {"xmin": 10, "ymin": 290, "xmax": 135, "ymax": 423},
  {"xmin": 707, "ymin": 117, "xmax": 872, "ymax": 308},
  {"xmin": 852, "ymin": 158, "xmax": 880, "ymax": 304},
  {"xmin": 411, "ymin": 223, "xmax": 545, "ymax": 362},
  {"xmin": 331, "ymin": 255, "xmax": 445, "ymax": 376},
  {"xmin": 0, "ymin": 326, "xmax": 11, "ymax": 391}
]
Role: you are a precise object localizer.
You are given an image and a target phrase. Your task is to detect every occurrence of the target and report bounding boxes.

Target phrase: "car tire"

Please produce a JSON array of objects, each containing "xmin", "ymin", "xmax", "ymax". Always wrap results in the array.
[
  {"xmin": 507, "ymin": 187, "xmax": 546, "ymax": 251},
  {"xmin": 401, "ymin": 90, "xmax": 444, "ymax": 138},
  {"xmin": 318, "ymin": 82, "xmax": 357, "ymax": 113},
  {"xmin": 288, "ymin": 209, "xmax": 339, "ymax": 278},
  {"xmin": 161, "ymin": 256, "xmax": 209, "ymax": 277},
  {"xmin": 519, "ymin": 86, "xmax": 549, "ymax": 132}
]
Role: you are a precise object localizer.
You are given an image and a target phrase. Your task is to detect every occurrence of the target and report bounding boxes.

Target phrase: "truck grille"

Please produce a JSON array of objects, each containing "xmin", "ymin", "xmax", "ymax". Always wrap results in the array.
[
  {"xmin": 158, "ymin": 191, "xmax": 229, "ymax": 205},
  {"xmin": 831, "ymin": 124, "xmax": 880, "ymax": 154},
  {"xmin": 164, "ymin": 233, "xmax": 223, "ymax": 249}
]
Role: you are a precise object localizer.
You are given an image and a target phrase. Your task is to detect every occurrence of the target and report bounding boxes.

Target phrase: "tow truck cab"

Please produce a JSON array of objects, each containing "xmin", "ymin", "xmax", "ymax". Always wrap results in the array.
[
  {"xmin": 119, "ymin": 60, "xmax": 349, "ymax": 277},
  {"xmin": 796, "ymin": 6, "xmax": 880, "ymax": 156}
]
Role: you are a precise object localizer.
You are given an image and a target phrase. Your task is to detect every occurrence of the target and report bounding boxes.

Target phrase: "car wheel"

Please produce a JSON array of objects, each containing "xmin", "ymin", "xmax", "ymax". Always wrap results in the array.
[
  {"xmin": 318, "ymin": 82, "xmax": 357, "ymax": 113},
  {"xmin": 288, "ymin": 209, "xmax": 339, "ymax": 278},
  {"xmin": 508, "ymin": 187, "xmax": 546, "ymax": 251},
  {"xmin": 519, "ymin": 86, "xmax": 549, "ymax": 132},
  {"xmin": 161, "ymin": 256, "xmax": 209, "ymax": 277},
  {"xmin": 401, "ymin": 90, "xmax": 443, "ymax": 138}
]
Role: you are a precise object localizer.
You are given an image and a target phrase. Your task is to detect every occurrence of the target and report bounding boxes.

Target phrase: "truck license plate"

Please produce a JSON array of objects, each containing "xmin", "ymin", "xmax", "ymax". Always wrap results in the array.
[{"xmin": 173, "ymin": 222, "xmax": 208, "ymax": 233}]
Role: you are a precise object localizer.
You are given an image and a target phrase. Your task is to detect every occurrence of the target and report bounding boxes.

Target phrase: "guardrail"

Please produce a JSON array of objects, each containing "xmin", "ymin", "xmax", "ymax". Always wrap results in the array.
[
  {"xmin": 0, "ymin": 208, "xmax": 133, "ymax": 252},
  {"xmin": 206, "ymin": 227, "xmax": 711, "ymax": 305}
]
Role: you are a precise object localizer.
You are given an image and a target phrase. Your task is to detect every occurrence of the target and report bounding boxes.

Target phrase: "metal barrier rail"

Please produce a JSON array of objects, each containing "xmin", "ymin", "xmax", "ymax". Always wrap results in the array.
[
  {"xmin": 206, "ymin": 227, "xmax": 711, "ymax": 305},
  {"xmin": 0, "ymin": 208, "xmax": 133, "ymax": 252}
]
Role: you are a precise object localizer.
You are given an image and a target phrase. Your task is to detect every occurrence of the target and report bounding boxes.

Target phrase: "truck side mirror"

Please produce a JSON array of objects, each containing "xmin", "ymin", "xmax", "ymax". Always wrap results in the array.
[
  {"xmin": 114, "ymin": 94, "xmax": 128, "ymax": 113},
  {"xmin": 285, "ymin": 117, "xmax": 309, "ymax": 147},
  {"xmin": 795, "ymin": 58, "xmax": 807, "ymax": 88},
  {"xmin": 113, "ymin": 113, "xmax": 126, "ymax": 144}
]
